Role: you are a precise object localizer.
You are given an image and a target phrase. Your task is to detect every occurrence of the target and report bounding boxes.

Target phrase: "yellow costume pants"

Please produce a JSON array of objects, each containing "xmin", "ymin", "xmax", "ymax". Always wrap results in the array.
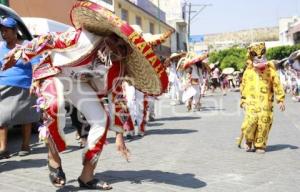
[{"xmin": 241, "ymin": 109, "xmax": 273, "ymax": 149}]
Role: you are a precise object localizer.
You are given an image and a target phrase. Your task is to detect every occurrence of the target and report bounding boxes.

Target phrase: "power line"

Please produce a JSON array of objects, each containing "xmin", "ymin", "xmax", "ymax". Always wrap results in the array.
[{"xmin": 186, "ymin": 2, "xmax": 212, "ymax": 39}]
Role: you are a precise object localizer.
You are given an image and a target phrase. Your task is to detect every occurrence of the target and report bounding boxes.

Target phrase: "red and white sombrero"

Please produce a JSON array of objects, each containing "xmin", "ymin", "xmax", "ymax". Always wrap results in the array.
[
  {"xmin": 143, "ymin": 30, "xmax": 174, "ymax": 47},
  {"xmin": 177, "ymin": 52, "xmax": 208, "ymax": 70},
  {"xmin": 70, "ymin": 0, "xmax": 168, "ymax": 95},
  {"xmin": 170, "ymin": 52, "xmax": 187, "ymax": 60},
  {"xmin": 130, "ymin": 25, "xmax": 174, "ymax": 47}
]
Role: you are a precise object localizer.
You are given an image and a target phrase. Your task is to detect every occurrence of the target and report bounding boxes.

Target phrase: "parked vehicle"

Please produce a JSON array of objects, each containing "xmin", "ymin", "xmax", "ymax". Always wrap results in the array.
[{"xmin": 0, "ymin": 4, "xmax": 32, "ymax": 40}]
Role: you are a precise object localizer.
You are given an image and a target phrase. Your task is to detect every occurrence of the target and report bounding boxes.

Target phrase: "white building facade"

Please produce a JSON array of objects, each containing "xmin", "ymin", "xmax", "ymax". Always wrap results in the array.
[
  {"xmin": 279, "ymin": 16, "xmax": 300, "ymax": 45},
  {"xmin": 147, "ymin": 0, "xmax": 188, "ymax": 52}
]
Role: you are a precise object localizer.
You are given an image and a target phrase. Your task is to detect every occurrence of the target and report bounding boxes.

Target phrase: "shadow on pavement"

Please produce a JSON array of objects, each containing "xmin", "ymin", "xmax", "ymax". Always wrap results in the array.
[
  {"xmin": 106, "ymin": 128, "xmax": 198, "ymax": 144},
  {"xmin": 146, "ymin": 128, "xmax": 198, "ymax": 135},
  {"xmin": 201, "ymin": 106, "xmax": 225, "ymax": 112},
  {"xmin": 266, "ymin": 144, "xmax": 299, "ymax": 152},
  {"xmin": 99, "ymin": 170, "xmax": 207, "ymax": 189},
  {"xmin": 0, "ymin": 159, "xmax": 47, "ymax": 173},
  {"xmin": 6, "ymin": 130, "xmax": 40, "ymax": 154},
  {"xmin": 156, "ymin": 116, "xmax": 201, "ymax": 121},
  {"xmin": 52, "ymin": 170, "xmax": 207, "ymax": 191},
  {"xmin": 147, "ymin": 122, "xmax": 164, "ymax": 127}
]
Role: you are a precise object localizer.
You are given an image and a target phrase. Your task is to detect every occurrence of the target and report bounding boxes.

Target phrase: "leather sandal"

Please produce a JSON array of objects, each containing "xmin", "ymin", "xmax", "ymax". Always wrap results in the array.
[
  {"xmin": 78, "ymin": 177, "xmax": 112, "ymax": 190},
  {"xmin": 0, "ymin": 150, "xmax": 10, "ymax": 159},
  {"xmin": 48, "ymin": 163, "xmax": 66, "ymax": 187}
]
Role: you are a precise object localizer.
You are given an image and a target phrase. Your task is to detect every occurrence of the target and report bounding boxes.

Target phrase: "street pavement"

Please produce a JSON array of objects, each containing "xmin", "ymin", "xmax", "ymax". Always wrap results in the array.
[{"xmin": 0, "ymin": 90, "xmax": 300, "ymax": 192}]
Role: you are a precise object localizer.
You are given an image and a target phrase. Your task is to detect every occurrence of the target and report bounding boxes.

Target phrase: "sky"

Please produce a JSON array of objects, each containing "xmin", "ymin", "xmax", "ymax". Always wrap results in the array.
[{"xmin": 186, "ymin": 0, "xmax": 300, "ymax": 35}]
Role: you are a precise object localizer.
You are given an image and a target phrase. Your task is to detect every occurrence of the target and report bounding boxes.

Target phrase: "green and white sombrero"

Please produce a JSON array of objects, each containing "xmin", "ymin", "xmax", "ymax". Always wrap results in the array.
[{"xmin": 70, "ymin": 0, "xmax": 168, "ymax": 95}]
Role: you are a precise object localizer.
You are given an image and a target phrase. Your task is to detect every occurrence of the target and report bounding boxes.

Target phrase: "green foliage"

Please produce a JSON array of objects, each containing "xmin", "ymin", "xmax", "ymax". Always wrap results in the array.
[
  {"xmin": 209, "ymin": 48, "xmax": 247, "ymax": 70},
  {"xmin": 208, "ymin": 44, "xmax": 300, "ymax": 70},
  {"xmin": 267, "ymin": 44, "xmax": 300, "ymax": 60}
]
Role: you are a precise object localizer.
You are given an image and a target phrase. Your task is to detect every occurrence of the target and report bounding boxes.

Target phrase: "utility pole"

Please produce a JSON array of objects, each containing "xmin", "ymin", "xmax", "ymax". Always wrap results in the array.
[
  {"xmin": 188, "ymin": 2, "xmax": 192, "ymax": 41},
  {"xmin": 157, "ymin": 0, "xmax": 161, "ymax": 33},
  {"xmin": 157, "ymin": 0, "xmax": 162, "ymax": 52},
  {"xmin": 187, "ymin": 2, "xmax": 212, "ymax": 40}
]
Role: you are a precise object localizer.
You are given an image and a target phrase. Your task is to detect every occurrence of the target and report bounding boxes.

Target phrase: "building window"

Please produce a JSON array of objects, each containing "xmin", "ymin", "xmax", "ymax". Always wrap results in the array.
[
  {"xmin": 95, "ymin": 0, "xmax": 113, "ymax": 5},
  {"xmin": 294, "ymin": 32, "xmax": 300, "ymax": 44},
  {"xmin": 102, "ymin": 0, "xmax": 113, "ymax": 4},
  {"xmin": 176, "ymin": 32, "xmax": 180, "ymax": 50},
  {"xmin": 136, "ymin": 16, "xmax": 142, "ymax": 26},
  {"xmin": 121, "ymin": 9, "xmax": 129, "ymax": 22},
  {"xmin": 149, "ymin": 22, "xmax": 155, "ymax": 34}
]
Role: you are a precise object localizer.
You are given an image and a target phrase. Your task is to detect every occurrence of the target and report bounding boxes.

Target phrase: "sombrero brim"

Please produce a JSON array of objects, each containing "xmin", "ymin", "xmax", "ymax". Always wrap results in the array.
[
  {"xmin": 144, "ymin": 30, "xmax": 173, "ymax": 47},
  {"xmin": 289, "ymin": 50, "xmax": 300, "ymax": 60},
  {"xmin": 70, "ymin": 1, "xmax": 168, "ymax": 95},
  {"xmin": 209, "ymin": 64, "xmax": 215, "ymax": 69},
  {"xmin": 275, "ymin": 58, "xmax": 288, "ymax": 67},
  {"xmin": 170, "ymin": 52, "xmax": 186, "ymax": 60},
  {"xmin": 203, "ymin": 62, "xmax": 211, "ymax": 72},
  {"xmin": 182, "ymin": 53, "xmax": 208, "ymax": 69},
  {"xmin": 176, "ymin": 57, "xmax": 187, "ymax": 71}
]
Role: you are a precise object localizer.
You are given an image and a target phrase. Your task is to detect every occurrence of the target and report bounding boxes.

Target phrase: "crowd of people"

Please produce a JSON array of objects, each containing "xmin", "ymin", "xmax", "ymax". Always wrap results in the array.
[
  {"xmin": 0, "ymin": 0, "xmax": 296, "ymax": 190},
  {"xmin": 164, "ymin": 42, "xmax": 286, "ymax": 154},
  {"xmin": 276, "ymin": 52, "xmax": 300, "ymax": 102},
  {"xmin": 164, "ymin": 52, "xmax": 243, "ymax": 112}
]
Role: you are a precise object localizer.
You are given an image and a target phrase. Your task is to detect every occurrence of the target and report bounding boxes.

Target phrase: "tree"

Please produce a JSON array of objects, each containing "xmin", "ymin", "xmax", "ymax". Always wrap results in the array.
[
  {"xmin": 267, "ymin": 44, "xmax": 300, "ymax": 60},
  {"xmin": 209, "ymin": 47, "xmax": 247, "ymax": 70}
]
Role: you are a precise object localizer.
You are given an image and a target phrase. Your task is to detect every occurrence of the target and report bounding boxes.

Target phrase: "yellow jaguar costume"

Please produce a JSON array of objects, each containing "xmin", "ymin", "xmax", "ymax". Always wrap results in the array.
[{"xmin": 239, "ymin": 42, "xmax": 285, "ymax": 150}]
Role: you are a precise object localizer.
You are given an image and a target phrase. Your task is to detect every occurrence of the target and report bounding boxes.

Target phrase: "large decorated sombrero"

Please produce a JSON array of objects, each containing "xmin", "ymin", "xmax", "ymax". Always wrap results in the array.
[
  {"xmin": 289, "ymin": 50, "xmax": 300, "ymax": 60},
  {"xmin": 170, "ymin": 52, "xmax": 187, "ymax": 60},
  {"xmin": 177, "ymin": 52, "xmax": 208, "ymax": 71},
  {"xmin": 70, "ymin": 0, "xmax": 168, "ymax": 95},
  {"xmin": 143, "ymin": 30, "xmax": 174, "ymax": 47},
  {"xmin": 273, "ymin": 58, "xmax": 288, "ymax": 69},
  {"xmin": 130, "ymin": 24, "xmax": 173, "ymax": 47}
]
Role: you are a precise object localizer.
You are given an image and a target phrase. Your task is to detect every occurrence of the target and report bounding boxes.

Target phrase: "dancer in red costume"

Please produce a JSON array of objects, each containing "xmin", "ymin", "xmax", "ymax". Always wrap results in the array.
[{"xmin": 2, "ymin": 0, "xmax": 168, "ymax": 190}]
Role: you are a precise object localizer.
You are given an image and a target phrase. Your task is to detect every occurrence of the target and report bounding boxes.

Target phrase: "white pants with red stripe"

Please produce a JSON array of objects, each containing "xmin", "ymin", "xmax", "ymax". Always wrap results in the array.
[
  {"xmin": 135, "ymin": 90, "xmax": 148, "ymax": 135},
  {"xmin": 46, "ymin": 76, "xmax": 109, "ymax": 164}
]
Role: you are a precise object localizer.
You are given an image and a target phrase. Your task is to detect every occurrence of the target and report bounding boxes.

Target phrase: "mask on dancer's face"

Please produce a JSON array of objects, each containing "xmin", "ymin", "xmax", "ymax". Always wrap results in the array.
[
  {"xmin": 248, "ymin": 42, "xmax": 267, "ymax": 70},
  {"xmin": 253, "ymin": 55, "xmax": 267, "ymax": 70},
  {"xmin": 94, "ymin": 34, "xmax": 132, "ymax": 70},
  {"xmin": 104, "ymin": 34, "xmax": 133, "ymax": 62}
]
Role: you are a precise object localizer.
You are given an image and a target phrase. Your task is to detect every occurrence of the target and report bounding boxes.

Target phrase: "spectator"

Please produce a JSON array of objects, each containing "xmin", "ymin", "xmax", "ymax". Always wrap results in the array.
[
  {"xmin": 0, "ymin": 17, "xmax": 40, "ymax": 159},
  {"xmin": 220, "ymin": 74, "xmax": 229, "ymax": 95},
  {"xmin": 227, "ymin": 73, "xmax": 235, "ymax": 88},
  {"xmin": 65, "ymin": 102, "xmax": 89, "ymax": 148}
]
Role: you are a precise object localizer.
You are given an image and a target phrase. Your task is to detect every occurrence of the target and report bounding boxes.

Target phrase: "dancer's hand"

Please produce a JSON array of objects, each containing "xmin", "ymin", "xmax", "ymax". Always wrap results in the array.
[
  {"xmin": 1, "ymin": 53, "xmax": 17, "ymax": 71},
  {"xmin": 278, "ymin": 102, "xmax": 285, "ymax": 112},
  {"xmin": 30, "ymin": 81, "xmax": 41, "ymax": 95},
  {"xmin": 240, "ymin": 103, "xmax": 246, "ymax": 110},
  {"xmin": 115, "ymin": 133, "xmax": 130, "ymax": 162}
]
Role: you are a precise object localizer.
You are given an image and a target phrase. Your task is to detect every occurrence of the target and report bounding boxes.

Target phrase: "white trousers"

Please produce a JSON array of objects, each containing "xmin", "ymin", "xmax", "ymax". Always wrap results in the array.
[{"xmin": 57, "ymin": 77, "xmax": 108, "ymax": 164}]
